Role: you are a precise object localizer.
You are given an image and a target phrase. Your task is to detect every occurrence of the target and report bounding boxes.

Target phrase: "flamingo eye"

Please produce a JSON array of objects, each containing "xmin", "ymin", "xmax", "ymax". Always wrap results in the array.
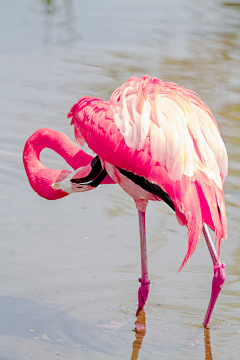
[{"xmin": 53, "ymin": 183, "xmax": 60, "ymax": 189}]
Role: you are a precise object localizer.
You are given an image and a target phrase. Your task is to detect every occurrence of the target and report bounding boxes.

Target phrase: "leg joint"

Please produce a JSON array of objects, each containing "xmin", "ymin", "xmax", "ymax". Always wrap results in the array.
[{"xmin": 213, "ymin": 263, "xmax": 226, "ymax": 288}]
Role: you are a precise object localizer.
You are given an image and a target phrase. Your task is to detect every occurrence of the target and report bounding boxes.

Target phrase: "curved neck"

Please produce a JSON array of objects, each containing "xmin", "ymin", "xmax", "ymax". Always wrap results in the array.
[
  {"xmin": 23, "ymin": 128, "xmax": 93, "ymax": 200},
  {"xmin": 25, "ymin": 128, "xmax": 93, "ymax": 169}
]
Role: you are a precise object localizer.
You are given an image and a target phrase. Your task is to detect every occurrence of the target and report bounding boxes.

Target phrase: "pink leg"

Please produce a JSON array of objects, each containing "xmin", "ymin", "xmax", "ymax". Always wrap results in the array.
[
  {"xmin": 202, "ymin": 224, "xmax": 226, "ymax": 328},
  {"xmin": 137, "ymin": 210, "xmax": 150, "ymax": 314}
]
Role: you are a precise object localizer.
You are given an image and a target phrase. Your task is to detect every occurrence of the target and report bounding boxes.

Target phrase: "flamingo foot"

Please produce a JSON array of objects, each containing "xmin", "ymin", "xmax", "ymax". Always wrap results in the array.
[
  {"xmin": 203, "ymin": 263, "xmax": 226, "ymax": 328},
  {"xmin": 137, "ymin": 278, "xmax": 150, "ymax": 309}
]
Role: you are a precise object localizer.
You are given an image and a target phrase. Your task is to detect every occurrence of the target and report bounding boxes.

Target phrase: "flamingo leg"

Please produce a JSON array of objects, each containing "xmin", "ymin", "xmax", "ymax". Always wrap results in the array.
[
  {"xmin": 202, "ymin": 224, "xmax": 226, "ymax": 328},
  {"xmin": 137, "ymin": 210, "xmax": 150, "ymax": 313}
]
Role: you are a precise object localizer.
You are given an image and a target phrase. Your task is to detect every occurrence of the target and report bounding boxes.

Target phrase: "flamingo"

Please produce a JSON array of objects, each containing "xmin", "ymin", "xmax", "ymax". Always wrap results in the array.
[{"xmin": 23, "ymin": 75, "xmax": 227, "ymax": 327}]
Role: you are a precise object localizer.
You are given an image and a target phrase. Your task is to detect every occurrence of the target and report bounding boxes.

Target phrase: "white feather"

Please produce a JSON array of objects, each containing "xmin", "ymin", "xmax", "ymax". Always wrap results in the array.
[{"xmin": 110, "ymin": 80, "xmax": 227, "ymax": 188}]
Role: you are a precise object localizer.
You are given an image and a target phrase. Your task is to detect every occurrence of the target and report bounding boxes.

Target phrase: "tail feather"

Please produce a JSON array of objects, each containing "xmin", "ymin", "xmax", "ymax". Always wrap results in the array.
[
  {"xmin": 177, "ymin": 182, "xmax": 203, "ymax": 272},
  {"xmin": 196, "ymin": 170, "xmax": 227, "ymax": 253},
  {"xmin": 175, "ymin": 169, "xmax": 226, "ymax": 272}
]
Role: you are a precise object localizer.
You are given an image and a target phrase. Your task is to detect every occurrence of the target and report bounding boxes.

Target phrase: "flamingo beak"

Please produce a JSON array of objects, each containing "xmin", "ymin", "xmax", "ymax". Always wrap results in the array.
[{"xmin": 51, "ymin": 179, "xmax": 92, "ymax": 193}]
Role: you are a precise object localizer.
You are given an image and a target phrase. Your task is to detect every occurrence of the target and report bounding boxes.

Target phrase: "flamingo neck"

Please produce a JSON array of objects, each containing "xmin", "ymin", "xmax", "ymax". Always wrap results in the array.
[{"xmin": 23, "ymin": 128, "xmax": 93, "ymax": 200}]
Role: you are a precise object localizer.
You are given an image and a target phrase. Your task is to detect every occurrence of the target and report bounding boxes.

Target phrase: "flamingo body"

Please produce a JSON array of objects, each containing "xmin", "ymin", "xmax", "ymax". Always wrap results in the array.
[{"xmin": 68, "ymin": 76, "xmax": 227, "ymax": 270}]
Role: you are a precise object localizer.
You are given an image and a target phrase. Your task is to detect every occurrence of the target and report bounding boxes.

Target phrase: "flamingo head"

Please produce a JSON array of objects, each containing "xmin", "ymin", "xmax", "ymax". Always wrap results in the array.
[
  {"xmin": 26, "ymin": 168, "xmax": 72, "ymax": 200},
  {"xmin": 51, "ymin": 163, "xmax": 95, "ymax": 194},
  {"xmin": 52, "ymin": 174, "xmax": 93, "ymax": 194}
]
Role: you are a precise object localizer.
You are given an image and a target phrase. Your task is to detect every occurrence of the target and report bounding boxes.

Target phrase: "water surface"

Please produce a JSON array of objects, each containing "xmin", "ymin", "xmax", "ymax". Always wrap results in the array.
[{"xmin": 0, "ymin": 0, "xmax": 240, "ymax": 359}]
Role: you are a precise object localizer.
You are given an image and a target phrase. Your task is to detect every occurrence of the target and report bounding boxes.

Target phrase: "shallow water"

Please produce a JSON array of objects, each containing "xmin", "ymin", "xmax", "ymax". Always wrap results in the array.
[{"xmin": 0, "ymin": 0, "xmax": 240, "ymax": 359}]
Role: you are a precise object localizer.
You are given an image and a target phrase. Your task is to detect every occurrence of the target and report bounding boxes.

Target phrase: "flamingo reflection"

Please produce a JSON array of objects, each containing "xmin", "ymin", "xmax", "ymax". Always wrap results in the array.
[
  {"xmin": 130, "ymin": 308, "xmax": 146, "ymax": 360},
  {"xmin": 130, "ymin": 310, "xmax": 213, "ymax": 360},
  {"xmin": 204, "ymin": 327, "xmax": 213, "ymax": 360}
]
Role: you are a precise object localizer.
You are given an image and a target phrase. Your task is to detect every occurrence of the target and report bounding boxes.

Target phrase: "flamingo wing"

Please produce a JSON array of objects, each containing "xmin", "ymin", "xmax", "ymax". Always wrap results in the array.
[{"xmin": 68, "ymin": 76, "xmax": 228, "ymax": 270}]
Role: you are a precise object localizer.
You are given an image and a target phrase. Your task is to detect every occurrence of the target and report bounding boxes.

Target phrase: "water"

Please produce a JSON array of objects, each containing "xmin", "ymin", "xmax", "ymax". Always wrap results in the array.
[{"xmin": 0, "ymin": 0, "xmax": 240, "ymax": 359}]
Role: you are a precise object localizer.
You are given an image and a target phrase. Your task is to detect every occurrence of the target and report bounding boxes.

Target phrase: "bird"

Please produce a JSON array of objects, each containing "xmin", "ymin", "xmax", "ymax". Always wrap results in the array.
[{"xmin": 23, "ymin": 75, "xmax": 228, "ymax": 327}]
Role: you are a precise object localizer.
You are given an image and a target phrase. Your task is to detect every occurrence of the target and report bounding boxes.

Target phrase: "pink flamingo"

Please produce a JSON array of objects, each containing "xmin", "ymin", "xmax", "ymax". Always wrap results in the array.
[{"xmin": 23, "ymin": 76, "xmax": 227, "ymax": 327}]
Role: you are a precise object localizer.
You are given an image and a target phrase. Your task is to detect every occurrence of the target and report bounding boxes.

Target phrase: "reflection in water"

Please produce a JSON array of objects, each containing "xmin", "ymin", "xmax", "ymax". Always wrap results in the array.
[
  {"xmin": 204, "ymin": 328, "xmax": 213, "ymax": 360},
  {"xmin": 42, "ymin": 0, "xmax": 80, "ymax": 45},
  {"xmin": 131, "ymin": 309, "xmax": 146, "ymax": 360},
  {"xmin": 130, "ymin": 310, "xmax": 214, "ymax": 360},
  {"xmin": 42, "ymin": 0, "xmax": 54, "ymax": 14}
]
